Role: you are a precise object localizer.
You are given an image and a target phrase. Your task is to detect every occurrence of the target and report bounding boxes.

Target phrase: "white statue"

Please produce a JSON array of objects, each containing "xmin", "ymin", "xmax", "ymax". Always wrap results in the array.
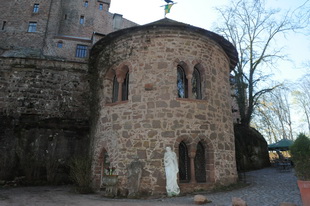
[{"xmin": 164, "ymin": 146, "xmax": 180, "ymax": 196}]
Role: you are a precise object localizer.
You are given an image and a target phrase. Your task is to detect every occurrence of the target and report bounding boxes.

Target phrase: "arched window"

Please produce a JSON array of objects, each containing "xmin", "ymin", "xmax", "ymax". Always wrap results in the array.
[
  {"xmin": 194, "ymin": 142, "xmax": 206, "ymax": 182},
  {"xmin": 111, "ymin": 69, "xmax": 129, "ymax": 103},
  {"xmin": 177, "ymin": 66, "xmax": 188, "ymax": 98},
  {"xmin": 192, "ymin": 67, "xmax": 202, "ymax": 99},
  {"xmin": 179, "ymin": 141, "xmax": 190, "ymax": 182},
  {"xmin": 112, "ymin": 75, "xmax": 119, "ymax": 103},
  {"xmin": 121, "ymin": 71, "xmax": 129, "ymax": 101}
]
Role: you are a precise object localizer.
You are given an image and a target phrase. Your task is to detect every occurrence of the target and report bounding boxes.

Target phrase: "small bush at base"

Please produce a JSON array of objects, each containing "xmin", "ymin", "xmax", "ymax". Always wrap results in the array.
[{"xmin": 68, "ymin": 156, "xmax": 93, "ymax": 194}]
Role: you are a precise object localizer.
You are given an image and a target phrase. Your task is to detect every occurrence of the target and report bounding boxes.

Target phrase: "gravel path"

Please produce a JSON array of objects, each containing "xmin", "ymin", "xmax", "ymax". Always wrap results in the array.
[{"xmin": 0, "ymin": 167, "xmax": 302, "ymax": 206}]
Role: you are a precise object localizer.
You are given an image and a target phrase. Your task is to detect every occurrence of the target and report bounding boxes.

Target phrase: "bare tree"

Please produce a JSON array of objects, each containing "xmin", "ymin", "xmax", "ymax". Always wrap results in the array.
[
  {"xmin": 253, "ymin": 86, "xmax": 294, "ymax": 143},
  {"xmin": 213, "ymin": 0, "xmax": 302, "ymax": 126},
  {"xmin": 292, "ymin": 74, "xmax": 310, "ymax": 134}
]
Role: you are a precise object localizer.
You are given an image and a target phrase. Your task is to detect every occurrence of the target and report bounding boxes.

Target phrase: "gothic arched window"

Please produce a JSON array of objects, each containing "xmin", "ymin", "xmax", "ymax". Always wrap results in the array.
[
  {"xmin": 177, "ymin": 66, "xmax": 188, "ymax": 98},
  {"xmin": 179, "ymin": 141, "xmax": 190, "ymax": 182},
  {"xmin": 192, "ymin": 67, "xmax": 202, "ymax": 99},
  {"xmin": 194, "ymin": 142, "xmax": 206, "ymax": 183},
  {"xmin": 112, "ymin": 75, "xmax": 119, "ymax": 103},
  {"xmin": 121, "ymin": 71, "xmax": 129, "ymax": 101}
]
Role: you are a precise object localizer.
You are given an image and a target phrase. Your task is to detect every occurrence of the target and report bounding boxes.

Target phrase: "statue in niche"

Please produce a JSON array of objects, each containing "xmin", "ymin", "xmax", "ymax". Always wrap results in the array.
[
  {"xmin": 127, "ymin": 157, "xmax": 143, "ymax": 198},
  {"xmin": 164, "ymin": 146, "xmax": 180, "ymax": 196}
]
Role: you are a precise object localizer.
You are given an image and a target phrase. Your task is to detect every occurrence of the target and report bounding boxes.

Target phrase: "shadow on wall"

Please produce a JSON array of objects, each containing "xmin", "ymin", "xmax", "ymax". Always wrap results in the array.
[{"xmin": 0, "ymin": 114, "xmax": 89, "ymax": 185}]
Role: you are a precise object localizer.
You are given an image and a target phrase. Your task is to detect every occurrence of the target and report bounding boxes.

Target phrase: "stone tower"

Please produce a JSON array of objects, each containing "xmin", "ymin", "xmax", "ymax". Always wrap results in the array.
[{"xmin": 89, "ymin": 18, "xmax": 239, "ymax": 196}]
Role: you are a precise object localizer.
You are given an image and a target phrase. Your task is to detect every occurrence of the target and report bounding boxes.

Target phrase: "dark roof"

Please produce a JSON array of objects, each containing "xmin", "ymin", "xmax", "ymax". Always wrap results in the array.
[{"xmin": 90, "ymin": 18, "xmax": 238, "ymax": 70}]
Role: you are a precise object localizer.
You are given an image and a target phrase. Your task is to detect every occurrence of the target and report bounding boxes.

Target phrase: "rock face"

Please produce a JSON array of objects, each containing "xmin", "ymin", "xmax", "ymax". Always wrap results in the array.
[
  {"xmin": 89, "ymin": 18, "xmax": 239, "ymax": 195},
  {"xmin": 232, "ymin": 197, "xmax": 247, "ymax": 206},
  {"xmin": 234, "ymin": 124, "xmax": 270, "ymax": 171}
]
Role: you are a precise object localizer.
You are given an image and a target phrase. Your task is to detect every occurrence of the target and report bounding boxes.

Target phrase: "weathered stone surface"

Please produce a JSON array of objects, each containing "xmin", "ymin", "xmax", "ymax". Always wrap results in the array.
[
  {"xmin": 232, "ymin": 197, "xmax": 247, "ymax": 206},
  {"xmin": 0, "ymin": 58, "xmax": 90, "ymax": 182},
  {"xmin": 0, "ymin": 0, "xmax": 137, "ymax": 61},
  {"xmin": 127, "ymin": 159, "xmax": 143, "ymax": 198},
  {"xmin": 194, "ymin": 195, "xmax": 210, "ymax": 205},
  {"xmin": 90, "ymin": 19, "xmax": 238, "ymax": 196}
]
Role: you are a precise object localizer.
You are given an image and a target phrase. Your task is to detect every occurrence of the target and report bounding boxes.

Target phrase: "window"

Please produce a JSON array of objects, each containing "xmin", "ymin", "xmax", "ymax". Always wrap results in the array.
[
  {"xmin": 33, "ymin": 4, "xmax": 39, "ymax": 13},
  {"xmin": 192, "ymin": 68, "xmax": 202, "ymax": 99},
  {"xmin": 111, "ymin": 66, "xmax": 129, "ymax": 103},
  {"xmin": 177, "ymin": 66, "xmax": 188, "ymax": 98},
  {"xmin": 64, "ymin": 14, "xmax": 67, "ymax": 20},
  {"xmin": 27, "ymin": 22, "xmax": 37, "ymax": 32},
  {"xmin": 177, "ymin": 64, "xmax": 203, "ymax": 99},
  {"xmin": 2, "ymin": 21, "xmax": 6, "ymax": 30},
  {"xmin": 84, "ymin": 1, "xmax": 88, "ymax": 7},
  {"xmin": 121, "ymin": 72, "xmax": 129, "ymax": 101},
  {"xmin": 80, "ymin": 16, "xmax": 85, "ymax": 24},
  {"xmin": 112, "ymin": 76, "xmax": 119, "ymax": 103},
  {"xmin": 194, "ymin": 142, "xmax": 206, "ymax": 183},
  {"xmin": 99, "ymin": 4, "xmax": 103, "ymax": 10},
  {"xmin": 112, "ymin": 71, "xmax": 129, "ymax": 102},
  {"xmin": 75, "ymin": 45, "xmax": 87, "ymax": 58},
  {"xmin": 179, "ymin": 141, "xmax": 190, "ymax": 182},
  {"xmin": 57, "ymin": 41, "xmax": 63, "ymax": 48}
]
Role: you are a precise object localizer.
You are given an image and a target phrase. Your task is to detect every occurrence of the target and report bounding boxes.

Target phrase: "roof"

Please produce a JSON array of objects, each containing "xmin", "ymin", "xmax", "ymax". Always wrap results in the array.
[
  {"xmin": 268, "ymin": 139, "xmax": 294, "ymax": 151},
  {"xmin": 90, "ymin": 18, "xmax": 239, "ymax": 70}
]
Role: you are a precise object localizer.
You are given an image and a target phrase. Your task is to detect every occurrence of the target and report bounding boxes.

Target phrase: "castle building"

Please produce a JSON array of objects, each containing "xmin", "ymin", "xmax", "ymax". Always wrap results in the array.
[
  {"xmin": 0, "ymin": 0, "xmax": 137, "ymax": 60},
  {"xmin": 0, "ymin": 0, "xmax": 136, "ymax": 184},
  {"xmin": 89, "ymin": 18, "xmax": 239, "ymax": 195},
  {"xmin": 0, "ymin": 0, "xmax": 239, "ymax": 196}
]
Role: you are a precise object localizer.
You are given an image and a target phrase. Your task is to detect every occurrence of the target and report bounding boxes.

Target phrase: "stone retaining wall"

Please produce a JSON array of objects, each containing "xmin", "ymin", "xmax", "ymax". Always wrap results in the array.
[{"xmin": 0, "ymin": 57, "xmax": 90, "ymax": 182}]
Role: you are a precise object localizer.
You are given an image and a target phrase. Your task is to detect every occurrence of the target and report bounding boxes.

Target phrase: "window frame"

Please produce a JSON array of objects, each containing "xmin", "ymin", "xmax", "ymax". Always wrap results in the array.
[
  {"xmin": 57, "ymin": 41, "xmax": 63, "ymax": 48},
  {"xmin": 75, "ymin": 44, "xmax": 88, "ymax": 58},
  {"xmin": 177, "ymin": 66, "xmax": 188, "ymax": 98},
  {"xmin": 33, "ymin": 4, "xmax": 39, "ymax": 13},
  {"xmin": 112, "ymin": 76, "xmax": 119, "ymax": 103},
  {"xmin": 80, "ymin": 15, "xmax": 85, "ymax": 24},
  {"xmin": 27, "ymin": 22, "xmax": 37, "ymax": 32},
  {"xmin": 2, "ymin": 21, "xmax": 6, "ymax": 30},
  {"xmin": 194, "ymin": 142, "xmax": 206, "ymax": 183},
  {"xmin": 99, "ymin": 3, "xmax": 103, "ymax": 10},
  {"xmin": 192, "ymin": 67, "xmax": 202, "ymax": 99},
  {"xmin": 179, "ymin": 141, "xmax": 191, "ymax": 183},
  {"xmin": 121, "ymin": 72, "xmax": 129, "ymax": 101}
]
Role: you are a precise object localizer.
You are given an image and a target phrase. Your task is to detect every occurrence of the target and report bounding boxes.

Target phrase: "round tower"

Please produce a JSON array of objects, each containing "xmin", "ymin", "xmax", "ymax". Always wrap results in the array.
[{"xmin": 89, "ymin": 18, "xmax": 239, "ymax": 196}]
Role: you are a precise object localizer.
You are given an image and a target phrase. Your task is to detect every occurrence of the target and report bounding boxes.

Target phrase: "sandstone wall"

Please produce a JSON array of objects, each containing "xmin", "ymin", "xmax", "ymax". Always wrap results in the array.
[
  {"xmin": 0, "ymin": 0, "xmax": 137, "ymax": 60},
  {"xmin": 0, "ymin": 0, "xmax": 52, "ymax": 51},
  {"xmin": 0, "ymin": 57, "xmax": 90, "ymax": 183},
  {"xmin": 90, "ymin": 26, "xmax": 238, "ymax": 195}
]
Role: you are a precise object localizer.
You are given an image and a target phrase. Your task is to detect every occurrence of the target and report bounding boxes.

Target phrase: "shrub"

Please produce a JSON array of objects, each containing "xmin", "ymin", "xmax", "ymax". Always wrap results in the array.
[
  {"xmin": 290, "ymin": 133, "xmax": 310, "ymax": 180},
  {"xmin": 68, "ymin": 156, "xmax": 93, "ymax": 194}
]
